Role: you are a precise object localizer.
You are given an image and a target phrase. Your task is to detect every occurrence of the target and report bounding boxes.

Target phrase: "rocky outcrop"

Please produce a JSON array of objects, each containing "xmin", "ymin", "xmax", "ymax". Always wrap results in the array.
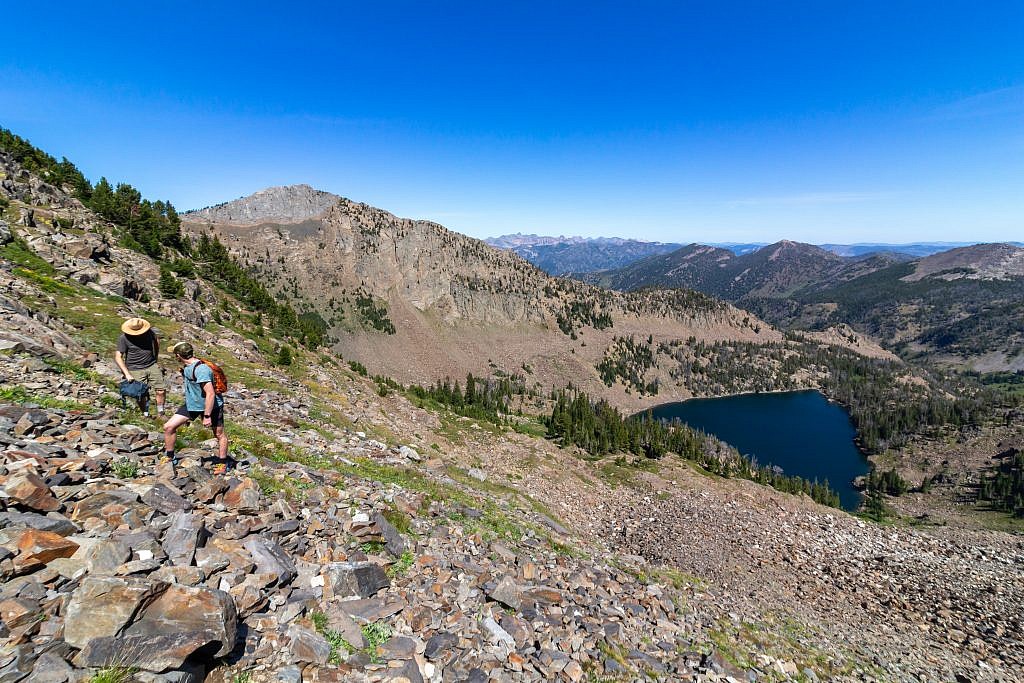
[
  {"xmin": 183, "ymin": 184, "xmax": 340, "ymax": 225},
  {"xmin": 903, "ymin": 242, "xmax": 1024, "ymax": 281},
  {"xmin": 182, "ymin": 188, "xmax": 779, "ymax": 410}
]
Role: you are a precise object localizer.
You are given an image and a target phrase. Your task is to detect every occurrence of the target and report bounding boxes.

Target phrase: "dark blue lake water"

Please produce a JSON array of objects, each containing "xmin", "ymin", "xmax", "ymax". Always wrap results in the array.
[{"xmin": 647, "ymin": 390, "xmax": 868, "ymax": 510}]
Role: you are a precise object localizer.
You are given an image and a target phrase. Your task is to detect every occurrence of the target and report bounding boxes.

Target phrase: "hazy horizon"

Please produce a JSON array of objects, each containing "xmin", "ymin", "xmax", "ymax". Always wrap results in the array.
[{"xmin": 3, "ymin": 2, "xmax": 1022, "ymax": 244}]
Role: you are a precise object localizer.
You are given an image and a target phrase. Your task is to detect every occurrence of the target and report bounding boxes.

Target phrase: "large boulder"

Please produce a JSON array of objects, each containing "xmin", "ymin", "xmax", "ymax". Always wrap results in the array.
[
  {"xmin": 287, "ymin": 624, "xmax": 332, "ymax": 665},
  {"xmin": 74, "ymin": 631, "xmax": 219, "ymax": 673},
  {"xmin": 161, "ymin": 511, "xmax": 205, "ymax": 567},
  {"xmin": 125, "ymin": 583, "xmax": 238, "ymax": 658},
  {"xmin": 223, "ymin": 477, "xmax": 261, "ymax": 513},
  {"xmin": 63, "ymin": 577, "xmax": 162, "ymax": 649},
  {"xmin": 243, "ymin": 537, "xmax": 296, "ymax": 586}
]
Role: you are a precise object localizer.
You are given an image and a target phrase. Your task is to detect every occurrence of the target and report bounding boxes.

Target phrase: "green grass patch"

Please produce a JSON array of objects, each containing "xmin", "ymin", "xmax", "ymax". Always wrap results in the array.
[
  {"xmin": 381, "ymin": 506, "xmax": 412, "ymax": 534},
  {"xmin": 653, "ymin": 566, "xmax": 705, "ymax": 591},
  {"xmin": 547, "ymin": 537, "xmax": 585, "ymax": 558},
  {"xmin": 111, "ymin": 458, "xmax": 139, "ymax": 479},
  {"xmin": 708, "ymin": 614, "xmax": 866, "ymax": 682},
  {"xmin": 88, "ymin": 667, "xmax": 137, "ymax": 683},
  {"xmin": 598, "ymin": 461, "xmax": 637, "ymax": 488},
  {"xmin": 597, "ymin": 641, "xmax": 631, "ymax": 671},
  {"xmin": 1, "ymin": 235, "xmax": 57, "ymax": 273},
  {"xmin": 47, "ymin": 358, "xmax": 113, "ymax": 386},
  {"xmin": 227, "ymin": 424, "xmax": 299, "ymax": 463},
  {"xmin": 0, "ymin": 385, "xmax": 93, "ymax": 412},
  {"xmin": 511, "ymin": 417, "xmax": 548, "ymax": 438},
  {"xmin": 248, "ymin": 466, "xmax": 316, "ymax": 500},
  {"xmin": 361, "ymin": 622, "xmax": 393, "ymax": 663},
  {"xmin": 359, "ymin": 541, "xmax": 386, "ymax": 555},
  {"xmin": 445, "ymin": 464, "xmax": 565, "ymax": 524},
  {"xmin": 310, "ymin": 611, "xmax": 356, "ymax": 665},
  {"xmin": 12, "ymin": 266, "xmax": 78, "ymax": 295},
  {"xmin": 387, "ymin": 550, "xmax": 414, "ymax": 577}
]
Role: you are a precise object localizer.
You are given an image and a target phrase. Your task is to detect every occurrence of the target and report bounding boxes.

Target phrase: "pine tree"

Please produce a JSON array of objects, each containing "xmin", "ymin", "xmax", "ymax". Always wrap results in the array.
[
  {"xmin": 158, "ymin": 264, "xmax": 184, "ymax": 298},
  {"xmin": 276, "ymin": 345, "xmax": 293, "ymax": 366}
]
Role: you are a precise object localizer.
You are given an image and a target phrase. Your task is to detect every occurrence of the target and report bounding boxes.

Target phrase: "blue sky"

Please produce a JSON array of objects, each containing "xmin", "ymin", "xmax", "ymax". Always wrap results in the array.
[{"xmin": 2, "ymin": 2, "xmax": 1022, "ymax": 243}]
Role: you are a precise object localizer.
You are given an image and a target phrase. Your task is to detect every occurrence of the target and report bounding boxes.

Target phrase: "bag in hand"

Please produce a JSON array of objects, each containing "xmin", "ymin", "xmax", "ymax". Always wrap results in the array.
[{"xmin": 119, "ymin": 379, "xmax": 150, "ymax": 402}]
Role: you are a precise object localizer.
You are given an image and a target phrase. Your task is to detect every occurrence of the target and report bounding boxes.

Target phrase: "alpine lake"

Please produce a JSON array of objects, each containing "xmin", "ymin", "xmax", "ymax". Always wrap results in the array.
[{"xmin": 647, "ymin": 390, "xmax": 869, "ymax": 510}]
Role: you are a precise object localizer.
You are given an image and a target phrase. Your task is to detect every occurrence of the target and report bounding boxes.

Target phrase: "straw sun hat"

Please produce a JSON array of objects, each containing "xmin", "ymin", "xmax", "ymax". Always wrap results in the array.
[{"xmin": 121, "ymin": 317, "xmax": 152, "ymax": 335}]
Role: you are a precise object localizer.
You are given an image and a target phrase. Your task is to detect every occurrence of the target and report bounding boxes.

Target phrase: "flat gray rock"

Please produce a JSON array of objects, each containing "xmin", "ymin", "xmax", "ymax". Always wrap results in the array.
[
  {"xmin": 243, "ymin": 536, "xmax": 296, "ymax": 586},
  {"xmin": 322, "ymin": 561, "xmax": 389, "ymax": 599}
]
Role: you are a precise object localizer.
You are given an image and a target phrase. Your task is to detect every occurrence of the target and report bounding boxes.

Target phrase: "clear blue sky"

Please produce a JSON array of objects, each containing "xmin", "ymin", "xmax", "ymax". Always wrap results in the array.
[{"xmin": 2, "ymin": 2, "xmax": 1022, "ymax": 243}]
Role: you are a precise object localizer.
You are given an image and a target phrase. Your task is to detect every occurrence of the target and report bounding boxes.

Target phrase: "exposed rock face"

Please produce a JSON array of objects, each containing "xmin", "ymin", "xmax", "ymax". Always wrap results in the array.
[
  {"xmin": 486, "ymin": 235, "xmax": 685, "ymax": 275},
  {"xmin": 0, "ymin": 152, "xmax": 214, "ymax": 348},
  {"xmin": 183, "ymin": 189, "xmax": 780, "ymax": 410},
  {"xmin": 184, "ymin": 184, "xmax": 340, "ymax": 225}
]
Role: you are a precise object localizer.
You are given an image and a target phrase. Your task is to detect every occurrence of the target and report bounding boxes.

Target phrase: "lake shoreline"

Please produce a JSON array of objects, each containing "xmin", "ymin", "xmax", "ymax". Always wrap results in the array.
[
  {"xmin": 641, "ymin": 386, "xmax": 874, "ymax": 457},
  {"xmin": 644, "ymin": 389, "xmax": 870, "ymax": 511}
]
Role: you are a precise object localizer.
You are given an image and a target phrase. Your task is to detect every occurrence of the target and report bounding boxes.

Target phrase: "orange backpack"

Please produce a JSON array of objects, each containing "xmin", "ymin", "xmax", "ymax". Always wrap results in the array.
[{"xmin": 186, "ymin": 358, "xmax": 229, "ymax": 395}]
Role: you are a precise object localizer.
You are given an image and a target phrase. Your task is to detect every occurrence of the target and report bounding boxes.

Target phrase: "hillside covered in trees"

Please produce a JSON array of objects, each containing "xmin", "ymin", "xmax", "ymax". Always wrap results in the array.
[{"xmin": 0, "ymin": 128, "xmax": 326, "ymax": 347}]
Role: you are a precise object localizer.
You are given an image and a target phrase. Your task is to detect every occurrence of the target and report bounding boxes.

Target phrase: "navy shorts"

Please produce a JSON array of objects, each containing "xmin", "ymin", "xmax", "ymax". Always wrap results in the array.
[{"xmin": 175, "ymin": 404, "xmax": 224, "ymax": 428}]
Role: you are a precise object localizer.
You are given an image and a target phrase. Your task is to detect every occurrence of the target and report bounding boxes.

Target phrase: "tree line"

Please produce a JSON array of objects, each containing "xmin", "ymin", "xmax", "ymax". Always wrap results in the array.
[
  {"xmin": 406, "ymin": 373, "xmax": 533, "ymax": 426},
  {"xmin": 978, "ymin": 449, "xmax": 1024, "ymax": 518}
]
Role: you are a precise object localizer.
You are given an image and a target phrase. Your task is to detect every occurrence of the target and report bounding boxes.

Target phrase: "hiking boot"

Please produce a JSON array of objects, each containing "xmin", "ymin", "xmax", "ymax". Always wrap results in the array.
[
  {"xmin": 158, "ymin": 454, "xmax": 177, "ymax": 467},
  {"xmin": 210, "ymin": 461, "xmax": 230, "ymax": 476}
]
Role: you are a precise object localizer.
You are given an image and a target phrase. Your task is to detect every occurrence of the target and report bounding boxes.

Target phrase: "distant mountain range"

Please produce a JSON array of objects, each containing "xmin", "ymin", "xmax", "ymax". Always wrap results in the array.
[
  {"xmin": 484, "ymin": 236, "xmax": 684, "ymax": 275},
  {"xmin": 577, "ymin": 239, "xmax": 1024, "ymax": 371},
  {"xmin": 487, "ymin": 234, "xmax": 1023, "ymax": 275}
]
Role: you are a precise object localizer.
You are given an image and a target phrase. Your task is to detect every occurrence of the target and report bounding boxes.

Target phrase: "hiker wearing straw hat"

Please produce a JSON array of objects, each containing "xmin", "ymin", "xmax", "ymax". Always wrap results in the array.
[{"xmin": 114, "ymin": 317, "xmax": 167, "ymax": 416}]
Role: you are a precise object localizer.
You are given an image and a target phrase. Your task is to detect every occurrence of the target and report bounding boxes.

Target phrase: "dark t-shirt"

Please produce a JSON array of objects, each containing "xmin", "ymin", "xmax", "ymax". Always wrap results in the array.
[{"xmin": 116, "ymin": 330, "xmax": 158, "ymax": 370}]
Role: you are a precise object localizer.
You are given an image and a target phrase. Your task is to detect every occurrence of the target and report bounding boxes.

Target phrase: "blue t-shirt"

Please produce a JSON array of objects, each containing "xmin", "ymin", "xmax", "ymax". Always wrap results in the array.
[{"xmin": 182, "ymin": 360, "xmax": 224, "ymax": 412}]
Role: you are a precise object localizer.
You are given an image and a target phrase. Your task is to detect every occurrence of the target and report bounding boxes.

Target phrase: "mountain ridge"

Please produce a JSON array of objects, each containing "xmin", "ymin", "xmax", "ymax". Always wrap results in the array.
[
  {"xmin": 183, "ymin": 190, "xmax": 782, "ymax": 409},
  {"xmin": 494, "ymin": 232, "xmax": 1024, "ymax": 276},
  {"xmin": 584, "ymin": 239, "xmax": 1024, "ymax": 371}
]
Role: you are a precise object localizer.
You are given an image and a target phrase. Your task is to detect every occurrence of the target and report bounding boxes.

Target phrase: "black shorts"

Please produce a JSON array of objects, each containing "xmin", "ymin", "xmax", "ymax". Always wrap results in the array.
[{"xmin": 175, "ymin": 404, "xmax": 224, "ymax": 428}]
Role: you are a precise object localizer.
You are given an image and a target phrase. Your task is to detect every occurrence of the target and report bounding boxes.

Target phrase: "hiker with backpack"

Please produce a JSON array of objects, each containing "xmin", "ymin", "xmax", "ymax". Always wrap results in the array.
[
  {"xmin": 162, "ymin": 341, "xmax": 231, "ymax": 474},
  {"xmin": 114, "ymin": 317, "xmax": 166, "ymax": 416}
]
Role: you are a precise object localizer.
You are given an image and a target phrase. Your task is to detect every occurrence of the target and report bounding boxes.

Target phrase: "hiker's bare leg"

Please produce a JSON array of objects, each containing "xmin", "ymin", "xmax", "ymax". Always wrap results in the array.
[
  {"xmin": 213, "ymin": 423, "xmax": 229, "ymax": 459},
  {"xmin": 156, "ymin": 389, "xmax": 166, "ymax": 411},
  {"xmin": 163, "ymin": 414, "xmax": 190, "ymax": 452}
]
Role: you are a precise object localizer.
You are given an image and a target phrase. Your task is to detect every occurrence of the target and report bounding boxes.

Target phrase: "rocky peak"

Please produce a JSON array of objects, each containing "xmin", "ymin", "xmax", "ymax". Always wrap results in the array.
[
  {"xmin": 904, "ymin": 242, "xmax": 1024, "ymax": 282},
  {"xmin": 184, "ymin": 184, "xmax": 341, "ymax": 225},
  {"xmin": 759, "ymin": 240, "xmax": 839, "ymax": 262}
]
